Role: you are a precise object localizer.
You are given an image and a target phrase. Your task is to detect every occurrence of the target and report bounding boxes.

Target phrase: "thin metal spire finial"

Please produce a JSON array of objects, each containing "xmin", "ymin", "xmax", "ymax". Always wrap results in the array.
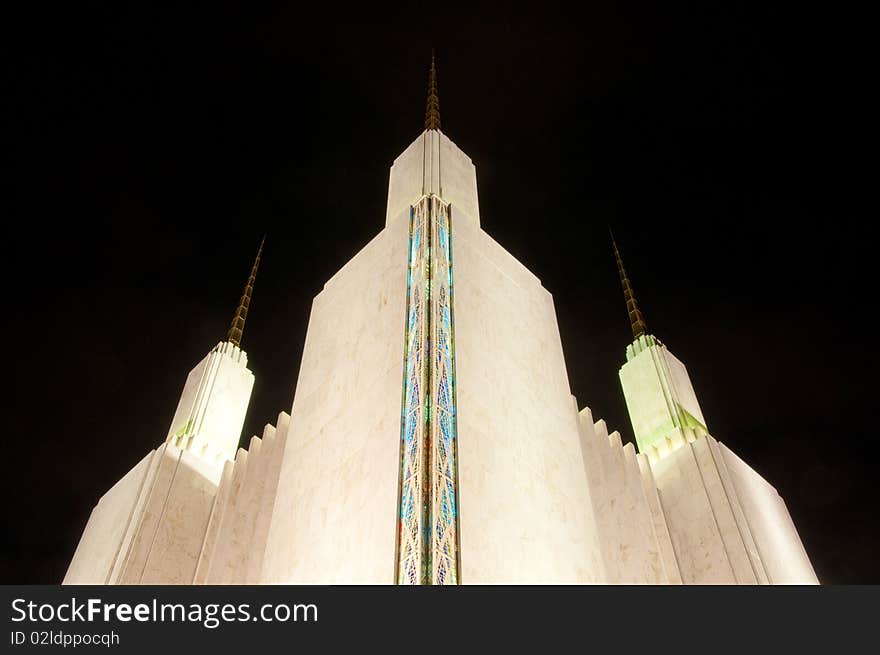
[
  {"xmin": 425, "ymin": 49, "xmax": 441, "ymax": 131},
  {"xmin": 226, "ymin": 235, "xmax": 265, "ymax": 348},
  {"xmin": 611, "ymin": 230, "xmax": 648, "ymax": 340}
]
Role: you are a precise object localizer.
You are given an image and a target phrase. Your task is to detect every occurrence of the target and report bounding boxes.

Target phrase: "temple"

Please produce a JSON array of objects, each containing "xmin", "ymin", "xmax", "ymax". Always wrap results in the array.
[{"xmin": 63, "ymin": 57, "xmax": 817, "ymax": 585}]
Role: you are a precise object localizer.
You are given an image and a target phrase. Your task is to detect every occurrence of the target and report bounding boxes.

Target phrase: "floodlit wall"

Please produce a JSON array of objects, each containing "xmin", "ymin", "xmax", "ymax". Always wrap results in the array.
[
  {"xmin": 261, "ymin": 215, "xmax": 411, "ymax": 583},
  {"xmin": 650, "ymin": 434, "xmax": 817, "ymax": 584},
  {"xmin": 577, "ymin": 407, "xmax": 681, "ymax": 584},
  {"xmin": 63, "ymin": 451, "xmax": 155, "ymax": 584},
  {"xmin": 719, "ymin": 443, "xmax": 818, "ymax": 584},
  {"xmin": 64, "ymin": 443, "xmax": 221, "ymax": 585},
  {"xmin": 652, "ymin": 436, "xmax": 760, "ymax": 583},
  {"xmin": 165, "ymin": 341, "xmax": 255, "ymax": 468},
  {"xmin": 136, "ymin": 448, "xmax": 220, "ymax": 584},
  {"xmin": 64, "ymin": 126, "xmax": 818, "ymax": 587},
  {"xmin": 196, "ymin": 412, "xmax": 290, "ymax": 584},
  {"xmin": 453, "ymin": 214, "xmax": 605, "ymax": 582},
  {"xmin": 619, "ymin": 336, "xmax": 706, "ymax": 454},
  {"xmin": 386, "ymin": 130, "xmax": 480, "ymax": 228}
]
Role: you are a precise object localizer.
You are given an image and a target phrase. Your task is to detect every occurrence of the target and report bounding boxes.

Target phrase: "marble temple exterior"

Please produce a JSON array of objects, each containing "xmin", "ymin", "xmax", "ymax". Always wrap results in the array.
[{"xmin": 63, "ymin": 59, "xmax": 818, "ymax": 585}]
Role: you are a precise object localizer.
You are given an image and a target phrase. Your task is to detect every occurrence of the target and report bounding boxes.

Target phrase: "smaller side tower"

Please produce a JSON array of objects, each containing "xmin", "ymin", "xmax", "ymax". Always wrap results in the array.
[
  {"xmin": 63, "ymin": 238, "xmax": 266, "ymax": 584},
  {"xmin": 610, "ymin": 233, "xmax": 818, "ymax": 584},
  {"xmin": 612, "ymin": 233, "xmax": 707, "ymax": 460},
  {"xmin": 165, "ymin": 237, "xmax": 264, "ymax": 468}
]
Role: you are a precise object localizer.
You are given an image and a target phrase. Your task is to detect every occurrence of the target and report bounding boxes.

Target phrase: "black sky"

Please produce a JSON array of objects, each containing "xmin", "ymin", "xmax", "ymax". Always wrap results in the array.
[{"xmin": 2, "ymin": 3, "xmax": 875, "ymax": 583}]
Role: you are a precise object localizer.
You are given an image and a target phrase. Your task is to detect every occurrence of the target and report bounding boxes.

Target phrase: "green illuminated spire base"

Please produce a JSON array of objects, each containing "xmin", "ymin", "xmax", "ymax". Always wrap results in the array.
[{"xmin": 619, "ymin": 334, "xmax": 708, "ymax": 459}]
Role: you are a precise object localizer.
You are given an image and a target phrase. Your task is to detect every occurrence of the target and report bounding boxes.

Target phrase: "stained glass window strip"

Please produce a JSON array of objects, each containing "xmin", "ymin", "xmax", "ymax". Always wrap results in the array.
[{"xmin": 396, "ymin": 195, "xmax": 460, "ymax": 585}]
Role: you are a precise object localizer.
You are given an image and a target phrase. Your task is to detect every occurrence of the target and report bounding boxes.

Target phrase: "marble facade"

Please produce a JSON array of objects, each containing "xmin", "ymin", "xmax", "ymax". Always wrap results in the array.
[{"xmin": 64, "ymin": 127, "xmax": 817, "ymax": 585}]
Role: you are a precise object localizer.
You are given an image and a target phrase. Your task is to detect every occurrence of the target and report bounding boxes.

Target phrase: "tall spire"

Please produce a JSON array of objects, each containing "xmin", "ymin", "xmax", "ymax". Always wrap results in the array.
[
  {"xmin": 611, "ymin": 230, "xmax": 648, "ymax": 340},
  {"xmin": 226, "ymin": 236, "xmax": 265, "ymax": 348},
  {"xmin": 425, "ymin": 49, "xmax": 441, "ymax": 131}
]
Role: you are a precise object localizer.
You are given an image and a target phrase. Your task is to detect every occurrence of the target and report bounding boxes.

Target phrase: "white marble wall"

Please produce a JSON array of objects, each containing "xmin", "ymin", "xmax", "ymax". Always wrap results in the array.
[
  {"xmin": 651, "ymin": 438, "xmax": 740, "ymax": 583},
  {"xmin": 650, "ymin": 434, "xmax": 817, "ymax": 584},
  {"xmin": 166, "ymin": 341, "xmax": 255, "ymax": 468},
  {"xmin": 63, "ymin": 451, "xmax": 156, "ymax": 584},
  {"xmin": 65, "ymin": 409, "xmax": 297, "ymax": 586},
  {"xmin": 65, "ymin": 417, "xmax": 817, "ymax": 586},
  {"xmin": 453, "ymin": 212, "xmax": 605, "ymax": 583},
  {"xmin": 576, "ymin": 407, "xmax": 681, "ymax": 584},
  {"xmin": 64, "ymin": 443, "xmax": 221, "ymax": 585},
  {"xmin": 260, "ymin": 214, "xmax": 411, "ymax": 583},
  {"xmin": 136, "ymin": 448, "xmax": 220, "ymax": 584},
  {"xmin": 385, "ymin": 130, "xmax": 479, "ymax": 228},
  {"xmin": 196, "ymin": 412, "xmax": 290, "ymax": 584},
  {"xmin": 65, "ymin": 125, "xmax": 818, "ymax": 587},
  {"xmin": 718, "ymin": 443, "xmax": 818, "ymax": 584}
]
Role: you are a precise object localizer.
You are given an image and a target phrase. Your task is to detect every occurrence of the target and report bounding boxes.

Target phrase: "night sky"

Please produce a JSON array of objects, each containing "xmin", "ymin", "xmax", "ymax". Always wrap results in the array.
[{"xmin": 3, "ymin": 4, "xmax": 875, "ymax": 584}]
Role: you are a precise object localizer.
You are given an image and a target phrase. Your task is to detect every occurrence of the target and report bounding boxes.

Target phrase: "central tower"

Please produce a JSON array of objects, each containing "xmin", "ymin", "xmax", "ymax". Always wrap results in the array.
[{"xmin": 260, "ymin": 54, "xmax": 604, "ymax": 584}]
